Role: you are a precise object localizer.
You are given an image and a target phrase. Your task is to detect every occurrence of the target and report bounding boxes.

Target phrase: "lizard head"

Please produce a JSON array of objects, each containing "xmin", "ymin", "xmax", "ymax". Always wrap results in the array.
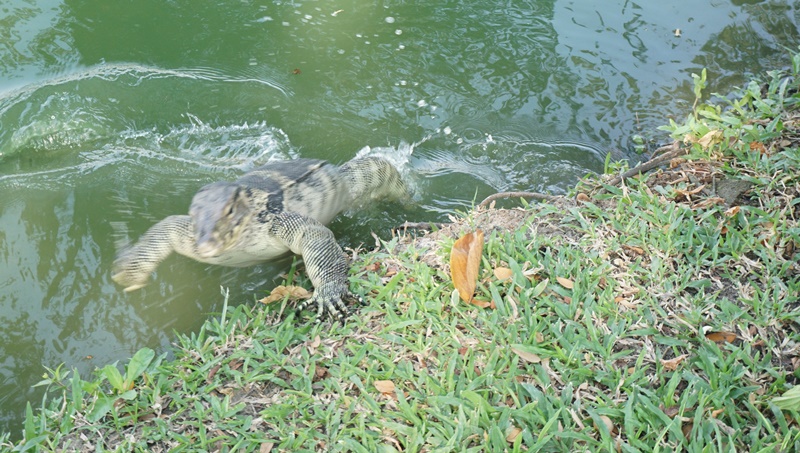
[{"xmin": 190, "ymin": 182, "xmax": 250, "ymax": 258}]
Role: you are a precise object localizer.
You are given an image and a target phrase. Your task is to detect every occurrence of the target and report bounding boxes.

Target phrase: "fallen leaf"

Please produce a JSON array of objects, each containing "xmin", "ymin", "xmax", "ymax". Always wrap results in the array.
[
  {"xmin": 682, "ymin": 421, "xmax": 693, "ymax": 440},
  {"xmin": 593, "ymin": 415, "xmax": 617, "ymax": 435},
  {"xmin": 374, "ymin": 380, "xmax": 396, "ymax": 395},
  {"xmin": 576, "ymin": 193, "xmax": 590, "ymax": 203},
  {"xmin": 697, "ymin": 130, "xmax": 722, "ymax": 149},
  {"xmin": 470, "ymin": 297, "xmax": 492, "ymax": 308},
  {"xmin": 710, "ymin": 408, "xmax": 724, "ymax": 418},
  {"xmin": 724, "ymin": 206, "xmax": 740, "ymax": 217},
  {"xmin": 661, "ymin": 405, "xmax": 680, "ymax": 418},
  {"xmin": 750, "ymin": 141, "xmax": 768, "ymax": 155},
  {"xmin": 622, "ymin": 244, "xmax": 645, "ymax": 255},
  {"xmin": 505, "ymin": 426, "xmax": 522, "ymax": 443},
  {"xmin": 260, "ymin": 442, "xmax": 274, "ymax": 453},
  {"xmin": 450, "ymin": 230, "xmax": 484, "ymax": 302},
  {"xmin": 511, "ymin": 345, "xmax": 542, "ymax": 363},
  {"xmin": 674, "ymin": 184, "xmax": 706, "ymax": 199},
  {"xmin": 259, "ymin": 285, "xmax": 311, "ymax": 304},
  {"xmin": 670, "ymin": 157, "xmax": 687, "ymax": 168},
  {"xmin": 705, "ymin": 331, "xmax": 737, "ymax": 343},
  {"xmin": 207, "ymin": 364, "xmax": 221, "ymax": 382},
  {"xmin": 556, "ymin": 276, "xmax": 574, "ymax": 289},
  {"xmin": 661, "ymin": 354, "xmax": 688, "ymax": 371},
  {"xmin": 493, "ymin": 266, "xmax": 513, "ymax": 281},
  {"xmin": 314, "ymin": 365, "xmax": 329, "ymax": 380}
]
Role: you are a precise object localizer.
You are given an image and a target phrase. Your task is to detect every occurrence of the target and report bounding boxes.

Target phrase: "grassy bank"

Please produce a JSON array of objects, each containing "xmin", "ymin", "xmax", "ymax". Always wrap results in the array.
[{"xmin": 3, "ymin": 57, "xmax": 800, "ymax": 451}]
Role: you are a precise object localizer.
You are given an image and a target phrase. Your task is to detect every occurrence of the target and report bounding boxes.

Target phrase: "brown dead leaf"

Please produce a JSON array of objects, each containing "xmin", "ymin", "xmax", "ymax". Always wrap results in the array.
[
  {"xmin": 207, "ymin": 364, "xmax": 221, "ymax": 382},
  {"xmin": 661, "ymin": 405, "xmax": 680, "ymax": 418},
  {"xmin": 670, "ymin": 157, "xmax": 687, "ymax": 168},
  {"xmin": 307, "ymin": 335, "xmax": 322, "ymax": 354},
  {"xmin": 450, "ymin": 230, "xmax": 484, "ymax": 302},
  {"xmin": 682, "ymin": 421, "xmax": 693, "ymax": 440},
  {"xmin": 750, "ymin": 141, "xmax": 768, "ymax": 155},
  {"xmin": 470, "ymin": 297, "xmax": 493, "ymax": 309},
  {"xmin": 661, "ymin": 354, "xmax": 688, "ymax": 371},
  {"xmin": 674, "ymin": 184, "xmax": 706, "ymax": 199},
  {"xmin": 260, "ymin": 442, "xmax": 274, "ymax": 453},
  {"xmin": 384, "ymin": 265, "xmax": 399, "ymax": 278},
  {"xmin": 622, "ymin": 244, "xmax": 645, "ymax": 255},
  {"xmin": 724, "ymin": 206, "xmax": 740, "ymax": 217},
  {"xmin": 705, "ymin": 331, "xmax": 737, "ymax": 343},
  {"xmin": 374, "ymin": 380, "xmax": 396, "ymax": 395},
  {"xmin": 314, "ymin": 365, "xmax": 329, "ymax": 381},
  {"xmin": 259, "ymin": 285, "xmax": 311, "ymax": 304},
  {"xmin": 493, "ymin": 266, "xmax": 513, "ymax": 281},
  {"xmin": 511, "ymin": 346, "xmax": 542, "ymax": 364},
  {"xmin": 556, "ymin": 276, "xmax": 574, "ymax": 289},
  {"xmin": 505, "ymin": 426, "xmax": 523, "ymax": 443},
  {"xmin": 593, "ymin": 415, "xmax": 617, "ymax": 435}
]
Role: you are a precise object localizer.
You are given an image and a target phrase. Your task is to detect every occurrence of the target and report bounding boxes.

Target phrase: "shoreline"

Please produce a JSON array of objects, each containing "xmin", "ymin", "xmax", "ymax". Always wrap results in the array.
[{"xmin": 3, "ymin": 59, "xmax": 799, "ymax": 451}]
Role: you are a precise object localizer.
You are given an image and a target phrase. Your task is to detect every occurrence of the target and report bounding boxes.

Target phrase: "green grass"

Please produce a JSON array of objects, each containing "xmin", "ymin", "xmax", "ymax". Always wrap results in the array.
[{"xmin": 3, "ymin": 53, "xmax": 800, "ymax": 453}]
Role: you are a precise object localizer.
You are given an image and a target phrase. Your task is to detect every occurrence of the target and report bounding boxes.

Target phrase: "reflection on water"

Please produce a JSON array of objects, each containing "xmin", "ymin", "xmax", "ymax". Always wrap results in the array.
[{"xmin": 2, "ymin": 0, "xmax": 800, "ymax": 438}]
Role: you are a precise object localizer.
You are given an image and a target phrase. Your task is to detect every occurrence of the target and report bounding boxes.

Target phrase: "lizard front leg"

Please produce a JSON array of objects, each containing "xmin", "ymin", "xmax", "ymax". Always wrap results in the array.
[
  {"xmin": 112, "ymin": 215, "xmax": 195, "ymax": 291},
  {"xmin": 269, "ymin": 212, "xmax": 362, "ymax": 322}
]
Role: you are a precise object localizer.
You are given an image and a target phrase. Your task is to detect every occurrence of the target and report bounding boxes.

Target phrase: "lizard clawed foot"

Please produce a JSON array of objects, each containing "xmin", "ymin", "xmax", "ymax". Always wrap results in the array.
[{"xmin": 296, "ymin": 282, "xmax": 363, "ymax": 323}]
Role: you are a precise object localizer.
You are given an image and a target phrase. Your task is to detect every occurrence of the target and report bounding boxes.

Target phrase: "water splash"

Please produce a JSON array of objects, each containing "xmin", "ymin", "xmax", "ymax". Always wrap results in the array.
[
  {"xmin": 0, "ymin": 63, "xmax": 290, "ymax": 161},
  {"xmin": 0, "ymin": 64, "xmax": 295, "ymax": 190}
]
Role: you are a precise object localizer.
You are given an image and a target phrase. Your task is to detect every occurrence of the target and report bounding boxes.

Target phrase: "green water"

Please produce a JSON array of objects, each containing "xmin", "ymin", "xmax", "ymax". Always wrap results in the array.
[{"xmin": 1, "ymin": 0, "xmax": 798, "ymax": 437}]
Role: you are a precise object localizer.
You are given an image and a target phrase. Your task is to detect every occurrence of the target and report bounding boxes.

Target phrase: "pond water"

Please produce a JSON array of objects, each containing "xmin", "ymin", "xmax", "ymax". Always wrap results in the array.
[{"xmin": 1, "ymin": 0, "xmax": 798, "ymax": 437}]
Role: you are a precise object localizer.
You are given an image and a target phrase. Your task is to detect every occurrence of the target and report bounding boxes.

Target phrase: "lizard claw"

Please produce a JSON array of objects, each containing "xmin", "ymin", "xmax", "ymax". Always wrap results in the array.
[
  {"xmin": 296, "ymin": 282, "xmax": 363, "ymax": 323},
  {"xmin": 111, "ymin": 253, "xmax": 151, "ymax": 292}
]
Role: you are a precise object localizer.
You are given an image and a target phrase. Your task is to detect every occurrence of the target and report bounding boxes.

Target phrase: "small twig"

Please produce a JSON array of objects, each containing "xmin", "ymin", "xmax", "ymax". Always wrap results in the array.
[
  {"xmin": 477, "ymin": 191, "xmax": 561, "ymax": 210},
  {"xmin": 605, "ymin": 141, "xmax": 686, "ymax": 188},
  {"xmin": 393, "ymin": 221, "xmax": 448, "ymax": 233}
]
